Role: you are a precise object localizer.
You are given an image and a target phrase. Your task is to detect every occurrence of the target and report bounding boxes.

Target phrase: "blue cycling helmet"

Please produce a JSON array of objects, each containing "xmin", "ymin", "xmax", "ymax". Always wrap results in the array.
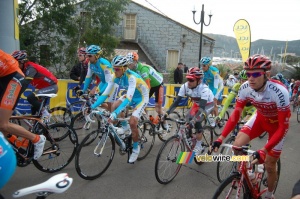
[
  {"xmin": 111, "ymin": 55, "xmax": 128, "ymax": 67},
  {"xmin": 86, "ymin": 45, "xmax": 102, "ymax": 55},
  {"xmin": 276, "ymin": 73, "xmax": 283, "ymax": 80},
  {"xmin": 200, "ymin": 57, "xmax": 212, "ymax": 65}
]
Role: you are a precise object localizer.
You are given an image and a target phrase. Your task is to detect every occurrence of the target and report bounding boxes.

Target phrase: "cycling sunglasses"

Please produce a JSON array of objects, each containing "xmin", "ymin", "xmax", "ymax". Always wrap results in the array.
[
  {"xmin": 86, "ymin": 55, "xmax": 93, "ymax": 58},
  {"xmin": 113, "ymin": 67, "xmax": 123, "ymax": 72},
  {"xmin": 246, "ymin": 72, "xmax": 265, "ymax": 78}
]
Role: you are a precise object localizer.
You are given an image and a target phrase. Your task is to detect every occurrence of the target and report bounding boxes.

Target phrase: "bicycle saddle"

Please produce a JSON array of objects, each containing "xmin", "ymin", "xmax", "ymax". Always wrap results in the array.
[{"xmin": 12, "ymin": 173, "xmax": 73, "ymax": 198}]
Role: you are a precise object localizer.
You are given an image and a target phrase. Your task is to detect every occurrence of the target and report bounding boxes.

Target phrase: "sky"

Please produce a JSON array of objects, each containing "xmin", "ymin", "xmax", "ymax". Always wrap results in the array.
[{"xmin": 132, "ymin": 0, "xmax": 300, "ymax": 42}]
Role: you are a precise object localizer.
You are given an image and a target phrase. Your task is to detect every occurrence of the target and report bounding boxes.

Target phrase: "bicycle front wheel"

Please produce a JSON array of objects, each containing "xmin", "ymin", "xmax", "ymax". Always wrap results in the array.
[
  {"xmin": 137, "ymin": 120, "xmax": 155, "ymax": 161},
  {"xmin": 32, "ymin": 123, "xmax": 78, "ymax": 173},
  {"xmin": 216, "ymin": 136, "xmax": 236, "ymax": 182},
  {"xmin": 212, "ymin": 173, "xmax": 251, "ymax": 199},
  {"xmin": 155, "ymin": 136, "xmax": 184, "ymax": 184},
  {"xmin": 213, "ymin": 111, "xmax": 229, "ymax": 136},
  {"xmin": 297, "ymin": 107, "xmax": 300, "ymax": 123},
  {"xmin": 194, "ymin": 125, "xmax": 214, "ymax": 165},
  {"xmin": 75, "ymin": 130, "xmax": 115, "ymax": 180},
  {"xmin": 49, "ymin": 106, "xmax": 72, "ymax": 125}
]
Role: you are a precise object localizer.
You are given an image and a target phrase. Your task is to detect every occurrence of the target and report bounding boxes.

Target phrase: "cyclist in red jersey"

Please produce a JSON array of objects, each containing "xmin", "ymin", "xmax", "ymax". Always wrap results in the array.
[
  {"xmin": 0, "ymin": 49, "xmax": 45, "ymax": 160},
  {"xmin": 11, "ymin": 50, "xmax": 58, "ymax": 118},
  {"xmin": 212, "ymin": 54, "xmax": 290, "ymax": 199}
]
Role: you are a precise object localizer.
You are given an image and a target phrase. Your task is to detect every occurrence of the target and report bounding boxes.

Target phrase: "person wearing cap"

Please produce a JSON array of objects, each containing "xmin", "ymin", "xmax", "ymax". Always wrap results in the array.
[
  {"xmin": 70, "ymin": 47, "xmax": 88, "ymax": 83},
  {"xmin": 225, "ymin": 74, "xmax": 237, "ymax": 89}
]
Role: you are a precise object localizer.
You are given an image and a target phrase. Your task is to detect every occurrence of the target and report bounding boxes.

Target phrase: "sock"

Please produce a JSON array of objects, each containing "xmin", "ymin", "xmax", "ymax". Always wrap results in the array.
[
  {"xmin": 265, "ymin": 190, "xmax": 273, "ymax": 198},
  {"xmin": 32, "ymin": 135, "xmax": 40, "ymax": 144},
  {"xmin": 133, "ymin": 141, "xmax": 139, "ymax": 149}
]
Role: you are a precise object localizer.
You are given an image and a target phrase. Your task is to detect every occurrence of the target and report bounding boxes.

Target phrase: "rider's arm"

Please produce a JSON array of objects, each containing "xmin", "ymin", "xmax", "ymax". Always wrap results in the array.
[
  {"xmin": 264, "ymin": 110, "xmax": 290, "ymax": 152},
  {"xmin": 192, "ymin": 99, "xmax": 207, "ymax": 120},
  {"xmin": 19, "ymin": 66, "xmax": 37, "ymax": 95},
  {"xmin": 218, "ymin": 83, "xmax": 240, "ymax": 118},
  {"xmin": 113, "ymin": 75, "xmax": 136, "ymax": 116},
  {"xmin": 90, "ymin": 81, "xmax": 114, "ymax": 109},
  {"xmin": 220, "ymin": 99, "xmax": 246, "ymax": 139},
  {"xmin": 70, "ymin": 64, "xmax": 80, "ymax": 81},
  {"xmin": 140, "ymin": 66, "xmax": 151, "ymax": 89},
  {"xmin": 214, "ymin": 74, "xmax": 224, "ymax": 99},
  {"xmin": 82, "ymin": 65, "xmax": 93, "ymax": 93}
]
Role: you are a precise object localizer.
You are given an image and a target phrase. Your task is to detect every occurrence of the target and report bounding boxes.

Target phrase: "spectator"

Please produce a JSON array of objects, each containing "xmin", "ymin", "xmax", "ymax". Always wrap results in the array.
[
  {"xmin": 183, "ymin": 64, "xmax": 188, "ymax": 73},
  {"xmin": 174, "ymin": 62, "xmax": 183, "ymax": 84},
  {"xmin": 233, "ymin": 72, "xmax": 239, "ymax": 80},
  {"xmin": 225, "ymin": 74, "xmax": 237, "ymax": 89},
  {"xmin": 70, "ymin": 47, "xmax": 88, "ymax": 84}
]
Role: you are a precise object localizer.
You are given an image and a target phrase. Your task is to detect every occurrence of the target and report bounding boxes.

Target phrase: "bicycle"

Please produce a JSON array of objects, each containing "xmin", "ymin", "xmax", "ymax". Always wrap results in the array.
[
  {"xmin": 75, "ymin": 108, "xmax": 154, "ymax": 180},
  {"xmin": 154, "ymin": 115, "xmax": 214, "ymax": 184},
  {"xmin": 8, "ymin": 93, "xmax": 78, "ymax": 173},
  {"xmin": 216, "ymin": 121, "xmax": 273, "ymax": 183},
  {"xmin": 212, "ymin": 143, "xmax": 281, "ymax": 199},
  {"xmin": 165, "ymin": 94, "xmax": 192, "ymax": 119},
  {"xmin": 11, "ymin": 173, "xmax": 72, "ymax": 199}
]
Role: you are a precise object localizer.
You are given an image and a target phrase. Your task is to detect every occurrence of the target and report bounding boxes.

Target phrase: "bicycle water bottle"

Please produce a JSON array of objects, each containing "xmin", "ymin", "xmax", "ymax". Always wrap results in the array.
[
  {"xmin": 7, "ymin": 135, "xmax": 22, "ymax": 148},
  {"xmin": 149, "ymin": 115, "xmax": 154, "ymax": 123}
]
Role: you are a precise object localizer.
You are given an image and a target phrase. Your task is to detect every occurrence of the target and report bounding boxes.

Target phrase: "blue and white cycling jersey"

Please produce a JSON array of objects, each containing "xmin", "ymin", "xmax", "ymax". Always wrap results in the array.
[
  {"xmin": 92, "ymin": 69, "xmax": 149, "ymax": 117},
  {"xmin": 83, "ymin": 58, "xmax": 113, "ymax": 93},
  {"xmin": 203, "ymin": 65, "xmax": 223, "ymax": 98}
]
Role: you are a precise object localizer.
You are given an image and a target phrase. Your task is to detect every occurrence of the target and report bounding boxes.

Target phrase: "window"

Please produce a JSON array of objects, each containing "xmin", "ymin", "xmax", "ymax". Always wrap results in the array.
[{"xmin": 124, "ymin": 14, "xmax": 136, "ymax": 40}]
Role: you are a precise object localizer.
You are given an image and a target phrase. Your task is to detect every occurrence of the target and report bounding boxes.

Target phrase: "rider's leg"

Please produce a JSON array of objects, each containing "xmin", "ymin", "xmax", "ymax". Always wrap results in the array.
[{"xmin": 264, "ymin": 155, "xmax": 279, "ymax": 194}]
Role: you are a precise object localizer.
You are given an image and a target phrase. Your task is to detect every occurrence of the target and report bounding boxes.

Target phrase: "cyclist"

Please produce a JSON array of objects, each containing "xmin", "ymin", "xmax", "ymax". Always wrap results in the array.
[
  {"xmin": 212, "ymin": 54, "xmax": 290, "ymax": 199},
  {"xmin": 275, "ymin": 73, "xmax": 290, "ymax": 90},
  {"xmin": 216, "ymin": 70, "xmax": 256, "ymax": 122},
  {"xmin": 93, "ymin": 55, "xmax": 149, "ymax": 163},
  {"xmin": 126, "ymin": 52, "xmax": 168, "ymax": 129},
  {"xmin": 78, "ymin": 45, "xmax": 115, "ymax": 110},
  {"xmin": 200, "ymin": 57, "xmax": 224, "ymax": 119},
  {"xmin": 165, "ymin": 67, "xmax": 214, "ymax": 155},
  {"xmin": 11, "ymin": 50, "xmax": 58, "ymax": 120},
  {"xmin": 0, "ymin": 49, "xmax": 45, "ymax": 160}
]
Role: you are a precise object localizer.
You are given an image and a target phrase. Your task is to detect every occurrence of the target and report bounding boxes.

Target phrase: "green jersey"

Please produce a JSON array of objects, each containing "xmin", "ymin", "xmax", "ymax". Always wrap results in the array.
[{"xmin": 134, "ymin": 62, "xmax": 163, "ymax": 87}]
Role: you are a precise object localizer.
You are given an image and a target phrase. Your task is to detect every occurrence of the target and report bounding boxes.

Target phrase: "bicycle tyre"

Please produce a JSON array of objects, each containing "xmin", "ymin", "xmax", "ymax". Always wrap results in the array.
[
  {"xmin": 157, "ymin": 112, "xmax": 180, "ymax": 142},
  {"xmin": 297, "ymin": 107, "xmax": 300, "ymax": 123},
  {"xmin": 32, "ymin": 123, "xmax": 78, "ymax": 173},
  {"xmin": 49, "ymin": 106, "xmax": 72, "ymax": 125},
  {"xmin": 75, "ymin": 130, "xmax": 115, "ymax": 180},
  {"xmin": 137, "ymin": 120, "xmax": 155, "ymax": 161},
  {"xmin": 154, "ymin": 135, "xmax": 185, "ymax": 184},
  {"xmin": 213, "ymin": 173, "xmax": 251, "ymax": 199},
  {"xmin": 194, "ymin": 125, "xmax": 214, "ymax": 165},
  {"xmin": 216, "ymin": 136, "xmax": 236, "ymax": 182}
]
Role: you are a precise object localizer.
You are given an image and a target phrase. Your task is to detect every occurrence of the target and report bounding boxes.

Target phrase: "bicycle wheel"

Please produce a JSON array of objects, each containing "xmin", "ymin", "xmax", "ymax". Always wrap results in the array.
[
  {"xmin": 216, "ymin": 136, "xmax": 236, "ymax": 182},
  {"xmin": 158, "ymin": 112, "xmax": 180, "ymax": 142},
  {"xmin": 212, "ymin": 173, "xmax": 251, "ymax": 199},
  {"xmin": 297, "ymin": 107, "xmax": 300, "ymax": 123},
  {"xmin": 194, "ymin": 125, "xmax": 214, "ymax": 165},
  {"xmin": 70, "ymin": 112, "xmax": 101, "ymax": 141},
  {"xmin": 154, "ymin": 136, "xmax": 185, "ymax": 184},
  {"xmin": 213, "ymin": 111, "xmax": 229, "ymax": 136},
  {"xmin": 32, "ymin": 123, "xmax": 78, "ymax": 173},
  {"xmin": 137, "ymin": 120, "xmax": 155, "ymax": 161},
  {"xmin": 49, "ymin": 106, "xmax": 72, "ymax": 125},
  {"xmin": 75, "ymin": 130, "xmax": 115, "ymax": 180}
]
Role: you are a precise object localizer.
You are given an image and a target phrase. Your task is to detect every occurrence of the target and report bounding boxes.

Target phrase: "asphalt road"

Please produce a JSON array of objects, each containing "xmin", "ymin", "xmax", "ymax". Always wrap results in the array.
[{"xmin": 1, "ymin": 111, "xmax": 300, "ymax": 199}]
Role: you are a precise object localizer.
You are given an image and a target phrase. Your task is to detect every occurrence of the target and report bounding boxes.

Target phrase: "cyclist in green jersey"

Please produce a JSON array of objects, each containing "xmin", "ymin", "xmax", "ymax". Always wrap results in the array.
[
  {"xmin": 216, "ymin": 70, "xmax": 256, "ymax": 122},
  {"xmin": 127, "ymin": 52, "xmax": 168, "ymax": 129}
]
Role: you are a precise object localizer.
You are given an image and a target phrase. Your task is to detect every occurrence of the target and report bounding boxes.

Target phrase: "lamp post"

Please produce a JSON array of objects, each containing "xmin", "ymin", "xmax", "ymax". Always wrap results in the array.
[{"xmin": 192, "ymin": 4, "xmax": 212, "ymax": 68}]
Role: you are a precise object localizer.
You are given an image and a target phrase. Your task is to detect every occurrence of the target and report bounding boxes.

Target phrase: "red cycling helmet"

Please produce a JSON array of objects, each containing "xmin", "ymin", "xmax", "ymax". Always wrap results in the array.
[
  {"xmin": 11, "ymin": 50, "xmax": 28, "ymax": 61},
  {"xmin": 186, "ymin": 67, "xmax": 203, "ymax": 80},
  {"xmin": 244, "ymin": 54, "xmax": 271, "ymax": 71},
  {"xmin": 295, "ymin": 80, "xmax": 300, "ymax": 87},
  {"xmin": 77, "ymin": 47, "xmax": 86, "ymax": 55}
]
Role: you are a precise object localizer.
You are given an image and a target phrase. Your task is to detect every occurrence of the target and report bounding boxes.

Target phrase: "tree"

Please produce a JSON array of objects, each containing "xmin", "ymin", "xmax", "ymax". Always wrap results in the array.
[{"xmin": 18, "ymin": 0, "xmax": 129, "ymax": 78}]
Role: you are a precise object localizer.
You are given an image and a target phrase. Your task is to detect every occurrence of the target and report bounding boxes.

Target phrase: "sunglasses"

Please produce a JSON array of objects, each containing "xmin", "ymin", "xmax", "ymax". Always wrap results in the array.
[
  {"xmin": 113, "ymin": 67, "xmax": 123, "ymax": 72},
  {"xmin": 246, "ymin": 72, "xmax": 265, "ymax": 78},
  {"xmin": 187, "ymin": 78, "xmax": 195, "ymax": 82},
  {"xmin": 87, "ymin": 55, "xmax": 93, "ymax": 58}
]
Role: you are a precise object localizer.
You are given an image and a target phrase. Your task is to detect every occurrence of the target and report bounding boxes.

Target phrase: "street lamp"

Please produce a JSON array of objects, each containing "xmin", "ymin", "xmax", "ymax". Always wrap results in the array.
[{"xmin": 192, "ymin": 4, "xmax": 212, "ymax": 68}]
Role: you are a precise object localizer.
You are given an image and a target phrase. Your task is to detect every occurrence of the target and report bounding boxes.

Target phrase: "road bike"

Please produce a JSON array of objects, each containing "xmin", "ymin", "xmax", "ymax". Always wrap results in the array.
[
  {"xmin": 8, "ymin": 94, "xmax": 78, "ymax": 172},
  {"xmin": 154, "ymin": 115, "xmax": 214, "ymax": 184},
  {"xmin": 75, "ymin": 108, "xmax": 154, "ymax": 180},
  {"xmin": 212, "ymin": 144, "xmax": 281, "ymax": 199}
]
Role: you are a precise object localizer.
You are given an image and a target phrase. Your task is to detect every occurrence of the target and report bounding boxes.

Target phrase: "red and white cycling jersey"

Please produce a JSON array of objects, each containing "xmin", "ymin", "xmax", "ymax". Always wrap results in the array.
[
  {"xmin": 178, "ymin": 82, "xmax": 214, "ymax": 105},
  {"xmin": 222, "ymin": 80, "xmax": 290, "ymax": 152}
]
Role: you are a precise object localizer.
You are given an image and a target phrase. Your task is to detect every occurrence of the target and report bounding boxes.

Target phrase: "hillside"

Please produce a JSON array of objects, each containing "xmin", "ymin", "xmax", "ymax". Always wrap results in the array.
[{"xmin": 206, "ymin": 33, "xmax": 300, "ymax": 58}]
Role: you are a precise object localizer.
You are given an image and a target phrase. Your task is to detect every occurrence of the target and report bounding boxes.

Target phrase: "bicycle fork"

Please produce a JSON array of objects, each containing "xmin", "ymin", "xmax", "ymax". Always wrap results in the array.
[{"xmin": 94, "ymin": 131, "xmax": 109, "ymax": 157}]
